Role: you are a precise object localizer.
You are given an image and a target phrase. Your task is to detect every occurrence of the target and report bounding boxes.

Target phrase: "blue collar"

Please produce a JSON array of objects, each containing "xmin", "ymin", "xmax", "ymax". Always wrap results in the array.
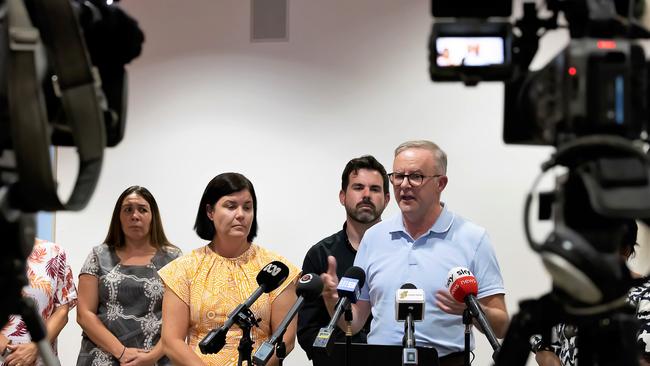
[{"xmin": 388, "ymin": 203, "xmax": 454, "ymax": 237}]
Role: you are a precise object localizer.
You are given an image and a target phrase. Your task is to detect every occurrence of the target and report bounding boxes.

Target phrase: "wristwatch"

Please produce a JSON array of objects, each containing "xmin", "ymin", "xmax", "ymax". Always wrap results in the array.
[{"xmin": 529, "ymin": 334, "xmax": 553, "ymax": 354}]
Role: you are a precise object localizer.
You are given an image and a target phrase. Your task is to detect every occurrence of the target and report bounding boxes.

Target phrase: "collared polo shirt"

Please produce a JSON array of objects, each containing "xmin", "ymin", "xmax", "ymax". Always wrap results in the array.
[{"xmin": 354, "ymin": 204, "xmax": 505, "ymax": 357}]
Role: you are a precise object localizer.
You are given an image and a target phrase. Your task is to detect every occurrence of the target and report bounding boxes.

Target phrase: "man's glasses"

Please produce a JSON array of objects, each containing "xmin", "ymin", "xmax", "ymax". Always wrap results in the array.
[{"xmin": 387, "ymin": 173, "xmax": 442, "ymax": 186}]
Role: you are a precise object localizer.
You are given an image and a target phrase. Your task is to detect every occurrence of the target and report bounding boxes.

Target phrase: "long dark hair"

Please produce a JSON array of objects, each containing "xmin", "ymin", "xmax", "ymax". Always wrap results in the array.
[
  {"xmin": 104, "ymin": 186, "xmax": 173, "ymax": 249},
  {"xmin": 194, "ymin": 173, "xmax": 258, "ymax": 243}
]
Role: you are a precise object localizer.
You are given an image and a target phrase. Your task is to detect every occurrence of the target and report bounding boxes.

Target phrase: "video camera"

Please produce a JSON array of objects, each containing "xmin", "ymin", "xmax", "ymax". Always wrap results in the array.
[
  {"xmin": 430, "ymin": 1, "xmax": 650, "ymax": 364},
  {"xmin": 0, "ymin": 0, "xmax": 143, "ymax": 364},
  {"xmin": 430, "ymin": 0, "xmax": 650, "ymax": 146}
]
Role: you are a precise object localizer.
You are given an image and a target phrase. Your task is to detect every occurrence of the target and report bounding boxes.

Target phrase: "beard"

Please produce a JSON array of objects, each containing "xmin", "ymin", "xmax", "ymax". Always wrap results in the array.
[{"xmin": 345, "ymin": 202, "xmax": 381, "ymax": 224}]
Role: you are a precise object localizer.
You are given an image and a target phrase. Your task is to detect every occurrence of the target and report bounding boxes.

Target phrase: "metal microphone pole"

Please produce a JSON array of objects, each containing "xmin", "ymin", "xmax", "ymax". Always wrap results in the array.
[
  {"xmin": 344, "ymin": 306, "xmax": 353, "ymax": 366},
  {"xmin": 462, "ymin": 308, "xmax": 472, "ymax": 366}
]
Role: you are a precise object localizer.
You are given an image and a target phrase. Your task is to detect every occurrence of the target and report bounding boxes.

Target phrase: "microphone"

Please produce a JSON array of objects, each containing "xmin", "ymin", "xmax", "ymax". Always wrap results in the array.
[
  {"xmin": 395, "ymin": 283, "xmax": 425, "ymax": 321},
  {"xmin": 199, "ymin": 261, "xmax": 290, "ymax": 354},
  {"xmin": 396, "ymin": 283, "xmax": 423, "ymax": 366},
  {"xmin": 446, "ymin": 267, "xmax": 500, "ymax": 352},
  {"xmin": 312, "ymin": 266, "xmax": 366, "ymax": 354},
  {"xmin": 253, "ymin": 273, "xmax": 324, "ymax": 365}
]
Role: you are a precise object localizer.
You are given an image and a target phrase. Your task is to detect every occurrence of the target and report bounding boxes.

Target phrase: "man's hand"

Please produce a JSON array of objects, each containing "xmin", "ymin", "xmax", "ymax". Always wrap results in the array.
[
  {"xmin": 320, "ymin": 256, "xmax": 339, "ymax": 311},
  {"xmin": 5, "ymin": 342, "xmax": 38, "ymax": 366},
  {"xmin": 435, "ymin": 289, "xmax": 466, "ymax": 316}
]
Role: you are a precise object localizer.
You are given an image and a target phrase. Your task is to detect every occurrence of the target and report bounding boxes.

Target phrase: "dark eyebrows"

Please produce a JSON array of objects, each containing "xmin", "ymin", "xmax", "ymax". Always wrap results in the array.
[
  {"xmin": 122, "ymin": 203, "xmax": 149, "ymax": 209},
  {"xmin": 223, "ymin": 199, "xmax": 253, "ymax": 205}
]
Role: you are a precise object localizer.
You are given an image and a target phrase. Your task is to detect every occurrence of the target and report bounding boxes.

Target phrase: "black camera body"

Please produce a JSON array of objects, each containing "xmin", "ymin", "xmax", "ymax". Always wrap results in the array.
[
  {"xmin": 430, "ymin": 0, "xmax": 650, "ymax": 147},
  {"xmin": 505, "ymin": 37, "xmax": 648, "ymax": 145},
  {"xmin": 430, "ymin": 2, "xmax": 650, "ymax": 364}
]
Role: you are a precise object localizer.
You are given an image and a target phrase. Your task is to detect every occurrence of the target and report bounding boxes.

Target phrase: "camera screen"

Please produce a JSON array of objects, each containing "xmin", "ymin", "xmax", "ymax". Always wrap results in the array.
[{"xmin": 435, "ymin": 37, "xmax": 504, "ymax": 67}]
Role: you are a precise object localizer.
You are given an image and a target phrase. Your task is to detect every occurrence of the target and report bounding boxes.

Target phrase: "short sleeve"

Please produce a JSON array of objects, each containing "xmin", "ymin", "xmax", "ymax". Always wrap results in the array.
[
  {"xmin": 53, "ymin": 245, "xmax": 78, "ymax": 309},
  {"xmin": 79, "ymin": 247, "xmax": 101, "ymax": 277},
  {"xmin": 471, "ymin": 232, "xmax": 505, "ymax": 299},
  {"xmin": 353, "ymin": 236, "xmax": 371, "ymax": 302},
  {"xmin": 158, "ymin": 257, "xmax": 191, "ymax": 305}
]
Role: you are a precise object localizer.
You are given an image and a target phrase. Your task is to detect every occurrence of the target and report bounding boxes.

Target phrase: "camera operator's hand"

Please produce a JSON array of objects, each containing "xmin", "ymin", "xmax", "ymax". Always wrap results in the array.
[
  {"xmin": 5, "ymin": 342, "xmax": 37, "ymax": 366},
  {"xmin": 534, "ymin": 350, "xmax": 562, "ymax": 366}
]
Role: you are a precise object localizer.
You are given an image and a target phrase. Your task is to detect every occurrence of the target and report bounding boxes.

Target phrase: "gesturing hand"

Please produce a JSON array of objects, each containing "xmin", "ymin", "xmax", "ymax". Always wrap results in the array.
[
  {"xmin": 435, "ymin": 289, "xmax": 466, "ymax": 316},
  {"xmin": 320, "ymin": 256, "xmax": 339, "ymax": 308}
]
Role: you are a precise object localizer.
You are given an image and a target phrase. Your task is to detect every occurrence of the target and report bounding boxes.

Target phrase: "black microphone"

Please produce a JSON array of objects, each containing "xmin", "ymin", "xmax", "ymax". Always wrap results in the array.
[
  {"xmin": 446, "ymin": 267, "xmax": 501, "ymax": 354},
  {"xmin": 199, "ymin": 261, "xmax": 290, "ymax": 354},
  {"xmin": 253, "ymin": 273, "xmax": 324, "ymax": 365},
  {"xmin": 396, "ymin": 283, "xmax": 423, "ymax": 366},
  {"xmin": 312, "ymin": 266, "xmax": 366, "ymax": 354}
]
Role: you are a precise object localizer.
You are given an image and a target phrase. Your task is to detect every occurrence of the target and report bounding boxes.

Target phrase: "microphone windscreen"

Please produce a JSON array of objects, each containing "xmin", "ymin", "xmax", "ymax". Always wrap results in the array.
[
  {"xmin": 342, "ymin": 266, "xmax": 366, "ymax": 288},
  {"xmin": 296, "ymin": 273, "xmax": 324, "ymax": 301},
  {"xmin": 257, "ymin": 261, "xmax": 290, "ymax": 293},
  {"xmin": 400, "ymin": 283, "xmax": 417, "ymax": 290},
  {"xmin": 446, "ymin": 267, "xmax": 478, "ymax": 303}
]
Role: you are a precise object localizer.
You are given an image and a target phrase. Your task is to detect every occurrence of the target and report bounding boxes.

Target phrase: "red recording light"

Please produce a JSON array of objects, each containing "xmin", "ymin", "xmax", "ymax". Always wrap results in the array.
[
  {"xmin": 568, "ymin": 67, "xmax": 577, "ymax": 76},
  {"xmin": 597, "ymin": 40, "xmax": 617, "ymax": 49}
]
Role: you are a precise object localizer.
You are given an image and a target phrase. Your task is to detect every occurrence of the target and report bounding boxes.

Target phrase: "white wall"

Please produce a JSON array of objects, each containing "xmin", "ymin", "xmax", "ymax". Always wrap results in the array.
[{"xmin": 51, "ymin": 1, "xmax": 645, "ymax": 365}]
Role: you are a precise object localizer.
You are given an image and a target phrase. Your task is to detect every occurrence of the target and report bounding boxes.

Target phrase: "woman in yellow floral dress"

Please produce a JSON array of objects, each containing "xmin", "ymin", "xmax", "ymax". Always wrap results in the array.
[{"xmin": 159, "ymin": 172, "xmax": 300, "ymax": 366}]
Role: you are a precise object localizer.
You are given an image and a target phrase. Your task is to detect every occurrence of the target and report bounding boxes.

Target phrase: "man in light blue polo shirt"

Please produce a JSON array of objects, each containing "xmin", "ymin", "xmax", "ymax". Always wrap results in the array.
[{"xmin": 321, "ymin": 140, "xmax": 508, "ymax": 366}]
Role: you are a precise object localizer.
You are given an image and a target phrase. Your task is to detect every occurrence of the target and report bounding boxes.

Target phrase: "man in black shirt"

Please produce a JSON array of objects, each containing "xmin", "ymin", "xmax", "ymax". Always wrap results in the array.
[{"xmin": 298, "ymin": 155, "xmax": 390, "ymax": 364}]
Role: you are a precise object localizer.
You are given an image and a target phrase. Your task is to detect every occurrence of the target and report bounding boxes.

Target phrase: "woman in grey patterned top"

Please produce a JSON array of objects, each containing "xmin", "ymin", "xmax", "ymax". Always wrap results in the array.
[{"xmin": 76, "ymin": 186, "xmax": 181, "ymax": 366}]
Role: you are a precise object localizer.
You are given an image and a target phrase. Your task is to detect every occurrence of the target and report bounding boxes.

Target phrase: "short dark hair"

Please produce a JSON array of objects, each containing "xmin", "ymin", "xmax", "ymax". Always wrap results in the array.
[
  {"xmin": 194, "ymin": 172, "xmax": 258, "ymax": 242},
  {"xmin": 341, "ymin": 155, "xmax": 389, "ymax": 193},
  {"xmin": 104, "ymin": 186, "xmax": 173, "ymax": 249}
]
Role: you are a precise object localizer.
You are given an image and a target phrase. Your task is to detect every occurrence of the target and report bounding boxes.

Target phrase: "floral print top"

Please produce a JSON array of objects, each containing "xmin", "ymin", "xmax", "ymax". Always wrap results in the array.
[
  {"xmin": 1, "ymin": 239, "xmax": 78, "ymax": 366},
  {"xmin": 158, "ymin": 244, "xmax": 300, "ymax": 366}
]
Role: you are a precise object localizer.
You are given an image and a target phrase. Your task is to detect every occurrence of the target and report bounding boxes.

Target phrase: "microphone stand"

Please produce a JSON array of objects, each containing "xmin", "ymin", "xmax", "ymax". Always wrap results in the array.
[
  {"xmin": 465, "ymin": 297, "xmax": 500, "ymax": 360},
  {"xmin": 402, "ymin": 312, "xmax": 418, "ymax": 366},
  {"xmin": 275, "ymin": 331, "xmax": 287, "ymax": 366},
  {"xmin": 344, "ymin": 306, "xmax": 353, "ymax": 366},
  {"xmin": 235, "ymin": 308, "xmax": 260, "ymax": 366},
  {"xmin": 462, "ymin": 308, "xmax": 472, "ymax": 366}
]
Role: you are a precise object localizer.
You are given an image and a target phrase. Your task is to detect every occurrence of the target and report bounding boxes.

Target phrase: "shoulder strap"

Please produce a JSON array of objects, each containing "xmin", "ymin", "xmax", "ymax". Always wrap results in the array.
[{"xmin": 7, "ymin": 0, "xmax": 105, "ymax": 211}]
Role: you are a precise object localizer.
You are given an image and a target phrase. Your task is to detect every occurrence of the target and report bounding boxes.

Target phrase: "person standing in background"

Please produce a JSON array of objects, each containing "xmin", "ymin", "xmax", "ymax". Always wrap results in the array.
[
  {"xmin": 76, "ymin": 186, "xmax": 181, "ymax": 366},
  {"xmin": 0, "ymin": 238, "xmax": 77, "ymax": 366},
  {"xmin": 298, "ymin": 155, "xmax": 390, "ymax": 364}
]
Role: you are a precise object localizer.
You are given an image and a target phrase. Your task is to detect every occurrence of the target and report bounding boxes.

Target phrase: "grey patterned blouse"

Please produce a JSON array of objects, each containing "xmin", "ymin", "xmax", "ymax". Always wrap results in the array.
[{"xmin": 76, "ymin": 243, "xmax": 182, "ymax": 366}]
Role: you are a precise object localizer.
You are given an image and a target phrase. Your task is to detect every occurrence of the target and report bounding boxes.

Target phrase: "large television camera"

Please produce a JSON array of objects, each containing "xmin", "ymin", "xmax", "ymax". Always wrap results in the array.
[
  {"xmin": 430, "ymin": 0, "xmax": 650, "ymax": 365},
  {"xmin": 430, "ymin": 0, "xmax": 650, "ymax": 146},
  {"xmin": 0, "ymin": 0, "xmax": 142, "ymax": 364}
]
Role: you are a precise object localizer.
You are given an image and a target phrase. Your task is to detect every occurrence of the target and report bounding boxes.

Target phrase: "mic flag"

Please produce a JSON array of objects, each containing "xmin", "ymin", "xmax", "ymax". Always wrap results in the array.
[
  {"xmin": 446, "ymin": 266, "xmax": 479, "ymax": 303},
  {"xmin": 336, "ymin": 266, "xmax": 365, "ymax": 303},
  {"xmin": 395, "ymin": 283, "xmax": 425, "ymax": 321},
  {"xmin": 257, "ymin": 261, "xmax": 291, "ymax": 293}
]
